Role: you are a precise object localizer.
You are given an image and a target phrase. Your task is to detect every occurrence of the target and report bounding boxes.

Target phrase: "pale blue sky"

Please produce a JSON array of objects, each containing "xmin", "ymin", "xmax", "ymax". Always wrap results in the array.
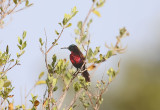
[{"xmin": 0, "ymin": 0, "xmax": 160, "ymax": 107}]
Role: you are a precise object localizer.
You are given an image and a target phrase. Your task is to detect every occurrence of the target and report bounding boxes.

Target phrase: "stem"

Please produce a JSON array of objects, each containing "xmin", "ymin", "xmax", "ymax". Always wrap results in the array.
[
  {"xmin": 46, "ymin": 27, "xmax": 64, "ymax": 54},
  {"xmin": 0, "ymin": 62, "xmax": 17, "ymax": 79},
  {"xmin": 67, "ymin": 89, "xmax": 83, "ymax": 110},
  {"xmin": 80, "ymin": 1, "xmax": 96, "ymax": 40},
  {"xmin": 44, "ymin": 28, "xmax": 48, "ymax": 70}
]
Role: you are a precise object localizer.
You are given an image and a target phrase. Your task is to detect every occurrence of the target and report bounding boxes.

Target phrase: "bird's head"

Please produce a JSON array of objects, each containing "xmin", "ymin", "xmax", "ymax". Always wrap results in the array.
[{"xmin": 61, "ymin": 44, "xmax": 78, "ymax": 52}]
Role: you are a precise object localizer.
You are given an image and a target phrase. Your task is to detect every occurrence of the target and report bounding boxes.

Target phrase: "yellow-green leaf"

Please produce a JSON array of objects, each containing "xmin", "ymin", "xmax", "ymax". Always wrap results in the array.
[
  {"xmin": 55, "ymin": 30, "xmax": 59, "ymax": 35},
  {"xmin": 13, "ymin": 0, "xmax": 17, "ymax": 4},
  {"xmin": 3, "ymin": 80, "xmax": 11, "ymax": 87},
  {"xmin": 66, "ymin": 23, "xmax": 72, "ymax": 28},
  {"xmin": 52, "ymin": 78, "xmax": 57, "ymax": 87},
  {"xmin": 22, "ymin": 31, "xmax": 27, "ymax": 39},
  {"xmin": 36, "ymin": 80, "xmax": 46, "ymax": 85},
  {"xmin": 38, "ymin": 72, "xmax": 44, "ymax": 79},
  {"xmin": 6, "ymin": 45, "xmax": 9, "ymax": 54},
  {"xmin": 93, "ymin": 10, "xmax": 101, "ymax": 17},
  {"xmin": 0, "ymin": 79, "xmax": 4, "ymax": 89}
]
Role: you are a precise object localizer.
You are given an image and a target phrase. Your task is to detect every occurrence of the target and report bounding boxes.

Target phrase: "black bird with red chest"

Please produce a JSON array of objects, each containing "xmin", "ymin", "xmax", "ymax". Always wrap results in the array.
[{"xmin": 61, "ymin": 44, "xmax": 90, "ymax": 82}]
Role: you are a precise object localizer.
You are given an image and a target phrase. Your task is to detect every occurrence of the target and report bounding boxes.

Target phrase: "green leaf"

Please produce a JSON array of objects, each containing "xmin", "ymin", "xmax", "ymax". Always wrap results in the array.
[
  {"xmin": 21, "ymin": 50, "xmax": 25, "ymax": 55},
  {"xmin": 39, "ymin": 38, "xmax": 44, "ymax": 46},
  {"xmin": 96, "ymin": 0, "xmax": 105, "ymax": 8},
  {"xmin": 55, "ymin": 30, "xmax": 59, "ymax": 35},
  {"xmin": 87, "ymin": 19, "xmax": 93, "ymax": 27},
  {"xmin": 73, "ymin": 82, "xmax": 81, "ymax": 92},
  {"xmin": 63, "ymin": 18, "xmax": 68, "ymax": 25},
  {"xmin": 38, "ymin": 72, "xmax": 44, "ymax": 79},
  {"xmin": 31, "ymin": 93, "xmax": 34, "ymax": 98},
  {"xmin": 71, "ymin": 11, "xmax": 78, "ymax": 18},
  {"xmin": 53, "ymin": 107, "xmax": 57, "ymax": 110},
  {"xmin": 99, "ymin": 54, "xmax": 103, "ymax": 60},
  {"xmin": 120, "ymin": 27, "xmax": 127, "ymax": 36},
  {"xmin": 71, "ymin": 6, "xmax": 77, "ymax": 13},
  {"xmin": 13, "ymin": 0, "xmax": 17, "ymax": 4},
  {"xmin": 75, "ymin": 38, "xmax": 80, "ymax": 44},
  {"xmin": 17, "ymin": 45, "xmax": 21, "ymax": 50},
  {"xmin": 26, "ymin": 3, "xmax": 33, "ymax": 7},
  {"xmin": 69, "ymin": 107, "xmax": 73, "ymax": 110},
  {"xmin": 107, "ymin": 67, "xmax": 116, "ymax": 82},
  {"xmin": 58, "ymin": 22, "xmax": 62, "ymax": 27},
  {"xmin": 3, "ymin": 80, "xmax": 11, "ymax": 87},
  {"xmin": 18, "ymin": 37, "xmax": 22, "ymax": 45},
  {"xmin": 89, "ymin": 58, "xmax": 98, "ymax": 63},
  {"xmin": 22, "ymin": 41, "xmax": 27, "ymax": 50},
  {"xmin": 66, "ymin": 23, "xmax": 72, "ymax": 28},
  {"xmin": 10, "ymin": 59, "xmax": 14, "ymax": 62},
  {"xmin": 64, "ymin": 13, "xmax": 71, "ymax": 19},
  {"xmin": 36, "ymin": 80, "xmax": 46, "ymax": 85},
  {"xmin": 87, "ymin": 48, "xmax": 93, "ymax": 59},
  {"xmin": 52, "ymin": 54, "xmax": 57, "ymax": 67},
  {"xmin": 53, "ymin": 86, "xmax": 58, "ymax": 91},
  {"xmin": 52, "ymin": 78, "xmax": 57, "ymax": 87},
  {"xmin": 99, "ymin": 98, "xmax": 103, "ymax": 104},
  {"xmin": 93, "ymin": 10, "xmax": 101, "ymax": 17},
  {"xmin": 83, "ymin": 103, "xmax": 90, "ymax": 108},
  {"xmin": 74, "ymin": 29, "xmax": 80, "ymax": 35},
  {"xmin": 0, "ymin": 79, "xmax": 4, "ymax": 89},
  {"xmin": 77, "ymin": 21, "xmax": 82, "ymax": 29},
  {"xmin": 6, "ymin": 45, "xmax": 9, "ymax": 54},
  {"xmin": 73, "ymin": 105, "xmax": 77, "ymax": 108},
  {"xmin": 93, "ymin": 47, "xmax": 100, "ymax": 56},
  {"xmin": 25, "ymin": 0, "xmax": 29, "ymax": 6},
  {"xmin": 22, "ymin": 31, "xmax": 27, "ymax": 39},
  {"xmin": 105, "ymin": 50, "xmax": 112, "ymax": 59},
  {"xmin": 48, "ymin": 64, "xmax": 53, "ymax": 73}
]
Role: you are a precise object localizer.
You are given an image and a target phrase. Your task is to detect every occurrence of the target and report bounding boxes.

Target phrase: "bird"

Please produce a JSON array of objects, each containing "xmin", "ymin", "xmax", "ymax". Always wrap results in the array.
[{"xmin": 61, "ymin": 44, "xmax": 90, "ymax": 82}]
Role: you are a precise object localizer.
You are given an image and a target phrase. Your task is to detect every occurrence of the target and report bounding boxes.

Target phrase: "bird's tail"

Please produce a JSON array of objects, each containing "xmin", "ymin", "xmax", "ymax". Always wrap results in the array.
[{"xmin": 82, "ymin": 66, "xmax": 90, "ymax": 82}]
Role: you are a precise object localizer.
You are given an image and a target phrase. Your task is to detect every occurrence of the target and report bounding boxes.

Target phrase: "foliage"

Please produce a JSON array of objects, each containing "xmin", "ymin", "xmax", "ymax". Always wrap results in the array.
[
  {"xmin": 0, "ymin": 0, "xmax": 129, "ymax": 110},
  {"xmin": 0, "ymin": 31, "xmax": 27, "ymax": 109},
  {"xmin": 0, "ymin": 0, "xmax": 33, "ymax": 28}
]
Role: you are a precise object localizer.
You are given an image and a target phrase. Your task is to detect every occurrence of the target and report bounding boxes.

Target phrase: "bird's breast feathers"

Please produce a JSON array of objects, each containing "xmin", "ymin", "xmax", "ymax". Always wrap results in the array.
[{"xmin": 70, "ymin": 53, "xmax": 83, "ymax": 67}]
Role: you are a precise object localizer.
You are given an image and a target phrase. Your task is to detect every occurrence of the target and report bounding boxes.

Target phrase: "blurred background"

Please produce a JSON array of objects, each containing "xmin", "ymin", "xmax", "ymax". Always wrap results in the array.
[{"xmin": 0, "ymin": 0, "xmax": 160, "ymax": 110}]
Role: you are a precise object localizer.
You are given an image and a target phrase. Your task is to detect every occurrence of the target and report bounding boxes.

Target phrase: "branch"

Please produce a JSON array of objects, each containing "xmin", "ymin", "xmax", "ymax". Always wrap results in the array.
[
  {"xmin": 46, "ymin": 27, "xmax": 65, "ymax": 54},
  {"xmin": 80, "ymin": 0, "xmax": 96, "ymax": 40},
  {"xmin": 44, "ymin": 28, "xmax": 48, "ymax": 70},
  {"xmin": 25, "ymin": 80, "xmax": 39, "ymax": 99},
  {"xmin": 0, "ymin": 62, "xmax": 18, "ymax": 79},
  {"xmin": 57, "ymin": 70, "xmax": 80, "ymax": 110},
  {"xmin": 86, "ymin": 90, "xmax": 95, "ymax": 109},
  {"xmin": 67, "ymin": 89, "xmax": 83, "ymax": 110}
]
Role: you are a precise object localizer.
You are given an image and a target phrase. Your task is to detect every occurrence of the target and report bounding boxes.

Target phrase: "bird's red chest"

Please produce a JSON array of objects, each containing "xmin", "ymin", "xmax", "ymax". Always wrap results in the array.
[{"xmin": 70, "ymin": 52, "xmax": 83, "ymax": 68}]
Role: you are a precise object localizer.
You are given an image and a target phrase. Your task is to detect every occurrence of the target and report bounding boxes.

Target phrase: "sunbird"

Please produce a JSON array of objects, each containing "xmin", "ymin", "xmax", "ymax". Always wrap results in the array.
[{"xmin": 61, "ymin": 44, "xmax": 90, "ymax": 82}]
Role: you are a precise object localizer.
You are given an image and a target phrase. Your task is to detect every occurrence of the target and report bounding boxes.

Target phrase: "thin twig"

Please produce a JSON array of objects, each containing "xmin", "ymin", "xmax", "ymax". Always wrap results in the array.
[
  {"xmin": 80, "ymin": 1, "xmax": 96, "ymax": 40},
  {"xmin": 44, "ymin": 28, "xmax": 48, "ymax": 70},
  {"xmin": 46, "ymin": 27, "xmax": 65, "ymax": 54},
  {"xmin": 66, "ymin": 89, "xmax": 83, "ymax": 110},
  {"xmin": 0, "ymin": 62, "xmax": 17, "ymax": 79},
  {"xmin": 57, "ymin": 62, "xmax": 86, "ymax": 110},
  {"xmin": 57, "ymin": 70, "xmax": 80, "ymax": 109},
  {"xmin": 86, "ymin": 90, "xmax": 95, "ymax": 109},
  {"xmin": 25, "ymin": 79, "xmax": 40, "ymax": 99}
]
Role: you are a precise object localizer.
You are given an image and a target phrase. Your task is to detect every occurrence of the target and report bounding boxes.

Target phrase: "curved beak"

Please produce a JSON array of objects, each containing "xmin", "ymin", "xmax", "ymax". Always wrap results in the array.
[{"xmin": 61, "ymin": 47, "xmax": 69, "ymax": 49}]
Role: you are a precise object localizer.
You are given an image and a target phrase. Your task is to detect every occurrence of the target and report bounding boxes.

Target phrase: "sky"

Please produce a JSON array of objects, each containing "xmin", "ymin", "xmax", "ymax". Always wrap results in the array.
[{"xmin": 0, "ymin": 0, "xmax": 160, "ymax": 107}]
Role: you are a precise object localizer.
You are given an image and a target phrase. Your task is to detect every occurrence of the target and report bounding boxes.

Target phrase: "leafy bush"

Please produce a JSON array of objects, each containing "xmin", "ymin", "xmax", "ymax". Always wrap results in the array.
[{"xmin": 0, "ymin": 0, "xmax": 129, "ymax": 110}]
